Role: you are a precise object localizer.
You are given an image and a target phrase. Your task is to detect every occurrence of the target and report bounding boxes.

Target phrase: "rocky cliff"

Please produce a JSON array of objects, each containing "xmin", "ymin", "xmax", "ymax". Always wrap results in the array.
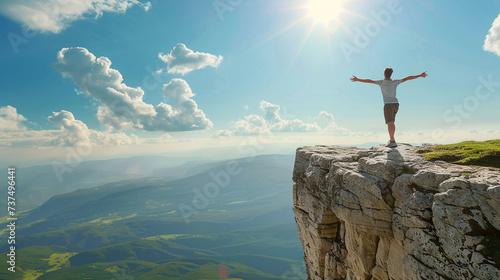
[{"xmin": 292, "ymin": 144, "xmax": 500, "ymax": 280}]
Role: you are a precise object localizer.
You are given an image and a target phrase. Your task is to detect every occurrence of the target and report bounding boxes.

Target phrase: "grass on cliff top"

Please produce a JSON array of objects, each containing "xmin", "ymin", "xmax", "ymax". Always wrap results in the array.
[
  {"xmin": 482, "ymin": 235, "xmax": 500, "ymax": 269},
  {"xmin": 416, "ymin": 139, "xmax": 500, "ymax": 168}
]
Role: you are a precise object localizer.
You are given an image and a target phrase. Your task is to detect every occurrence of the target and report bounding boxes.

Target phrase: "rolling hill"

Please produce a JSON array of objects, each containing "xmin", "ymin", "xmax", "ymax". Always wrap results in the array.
[
  {"xmin": 0, "ymin": 154, "xmax": 306, "ymax": 279},
  {"xmin": 1, "ymin": 155, "xmax": 218, "ymax": 211}
]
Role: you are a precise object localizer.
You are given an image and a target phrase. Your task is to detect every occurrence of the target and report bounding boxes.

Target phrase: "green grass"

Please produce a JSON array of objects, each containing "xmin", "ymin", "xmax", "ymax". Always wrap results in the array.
[
  {"xmin": 401, "ymin": 165, "xmax": 416, "ymax": 174},
  {"xmin": 68, "ymin": 239, "xmax": 219, "ymax": 266},
  {"xmin": 45, "ymin": 252, "xmax": 76, "ymax": 272},
  {"xmin": 35, "ymin": 260, "xmax": 282, "ymax": 280},
  {"xmin": 416, "ymin": 140, "xmax": 500, "ymax": 168},
  {"xmin": 0, "ymin": 245, "xmax": 70, "ymax": 280},
  {"xmin": 481, "ymin": 235, "xmax": 500, "ymax": 269}
]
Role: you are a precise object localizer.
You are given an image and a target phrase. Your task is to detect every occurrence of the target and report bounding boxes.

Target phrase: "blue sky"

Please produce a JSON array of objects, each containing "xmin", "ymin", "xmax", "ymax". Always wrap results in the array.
[{"xmin": 1, "ymin": 0, "xmax": 500, "ymax": 165}]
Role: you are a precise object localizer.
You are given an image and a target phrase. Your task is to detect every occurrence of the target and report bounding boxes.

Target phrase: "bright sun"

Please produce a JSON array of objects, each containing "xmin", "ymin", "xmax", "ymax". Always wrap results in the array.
[{"xmin": 306, "ymin": 0, "xmax": 345, "ymax": 24}]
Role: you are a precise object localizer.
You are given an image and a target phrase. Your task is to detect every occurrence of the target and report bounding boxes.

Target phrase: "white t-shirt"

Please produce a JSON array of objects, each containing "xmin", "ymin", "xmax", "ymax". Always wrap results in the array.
[{"xmin": 375, "ymin": 79, "xmax": 403, "ymax": 104}]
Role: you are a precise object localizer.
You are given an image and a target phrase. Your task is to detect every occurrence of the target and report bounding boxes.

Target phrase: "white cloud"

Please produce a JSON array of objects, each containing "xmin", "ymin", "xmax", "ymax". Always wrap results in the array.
[
  {"xmin": 0, "ymin": 105, "xmax": 28, "ymax": 131},
  {"xmin": 484, "ymin": 14, "xmax": 500, "ymax": 56},
  {"xmin": 0, "ymin": 0, "xmax": 151, "ymax": 33},
  {"xmin": 53, "ymin": 47, "xmax": 212, "ymax": 132},
  {"xmin": 158, "ymin": 43, "xmax": 223, "ymax": 75},
  {"xmin": 231, "ymin": 101, "xmax": 322, "ymax": 135},
  {"xmin": 153, "ymin": 133, "xmax": 173, "ymax": 144},
  {"xmin": 48, "ymin": 110, "xmax": 91, "ymax": 146},
  {"xmin": 260, "ymin": 101, "xmax": 320, "ymax": 133},
  {"xmin": 143, "ymin": 1, "xmax": 151, "ymax": 12},
  {"xmin": 48, "ymin": 110, "xmax": 141, "ymax": 146},
  {"xmin": 0, "ymin": 129, "xmax": 57, "ymax": 147},
  {"xmin": 261, "ymin": 101, "xmax": 280, "ymax": 123},
  {"xmin": 317, "ymin": 111, "xmax": 350, "ymax": 135},
  {"xmin": 0, "ymin": 107, "xmax": 141, "ymax": 147},
  {"xmin": 216, "ymin": 101, "xmax": 352, "ymax": 137},
  {"xmin": 234, "ymin": 114, "xmax": 269, "ymax": 135},
  {"xmin": 144, "ymin": 133, "xmax": 193, "ymax": 144},
  {"xmin": 212, "ymin": 129, "xmax": 233, "ymax": 139}
]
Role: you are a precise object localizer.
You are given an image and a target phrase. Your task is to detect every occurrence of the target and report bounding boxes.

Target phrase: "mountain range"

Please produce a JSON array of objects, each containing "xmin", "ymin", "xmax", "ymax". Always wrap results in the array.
[{"xmin": 0, "ymin": 154, "xmax": 306, "ymax": 279}]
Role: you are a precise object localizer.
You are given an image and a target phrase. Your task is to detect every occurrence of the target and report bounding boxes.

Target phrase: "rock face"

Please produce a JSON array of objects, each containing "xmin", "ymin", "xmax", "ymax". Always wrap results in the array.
[{"xmin": 292, "ymin": 144, "xmax": 500, "ymax": 280}]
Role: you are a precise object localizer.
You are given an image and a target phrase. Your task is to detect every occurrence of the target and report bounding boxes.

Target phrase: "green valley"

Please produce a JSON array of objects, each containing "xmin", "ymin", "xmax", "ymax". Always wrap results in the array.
[{"xmin": 0, "ymin": 155, "xmax": 306, "ymax": 279}]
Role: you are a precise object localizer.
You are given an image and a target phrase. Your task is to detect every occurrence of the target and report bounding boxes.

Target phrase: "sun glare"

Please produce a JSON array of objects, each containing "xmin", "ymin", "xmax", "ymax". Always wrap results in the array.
[{"xmin": 306, "ymin": 0, "xmax": 345, "ymax": 24}]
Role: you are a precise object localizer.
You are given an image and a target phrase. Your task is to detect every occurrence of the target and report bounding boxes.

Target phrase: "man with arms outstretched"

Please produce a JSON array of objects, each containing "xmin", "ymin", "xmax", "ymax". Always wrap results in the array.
[{"xmin": 350, "ymin": 67, "xmax": 427, "ymax": 148}]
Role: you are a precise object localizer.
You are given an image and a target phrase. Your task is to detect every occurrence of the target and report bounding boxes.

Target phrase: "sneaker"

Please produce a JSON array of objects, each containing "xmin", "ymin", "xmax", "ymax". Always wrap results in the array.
[{"xmin": 385, "ymin": 141, "xmax": 397, "ymax": 148}]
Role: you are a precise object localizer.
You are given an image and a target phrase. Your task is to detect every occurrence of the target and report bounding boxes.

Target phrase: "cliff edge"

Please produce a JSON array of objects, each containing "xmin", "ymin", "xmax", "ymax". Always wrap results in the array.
[{"xmin": 292, "ymin": 144, "xmax": 500, "ymax": 280}]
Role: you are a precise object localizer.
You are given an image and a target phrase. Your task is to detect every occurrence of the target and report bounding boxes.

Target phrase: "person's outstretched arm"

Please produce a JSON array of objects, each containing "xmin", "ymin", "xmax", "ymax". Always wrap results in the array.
[
  {"xmin": 401, "ymin": 71, "xmax": 428, "ymax": 83},
  {"xmin": 350, "ymin": 76, "xmax": 377, "ymax": 84}
]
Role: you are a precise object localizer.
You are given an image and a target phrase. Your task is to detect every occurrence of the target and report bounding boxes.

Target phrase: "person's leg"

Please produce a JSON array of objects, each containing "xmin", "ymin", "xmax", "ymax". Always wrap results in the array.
[
  {"xmin": 387, "ymin": 122, "xmax": 396, "ymax": 142},
  {"xmin": 384, "ymin": 104, "xmax": 399, "ymax": 145}
]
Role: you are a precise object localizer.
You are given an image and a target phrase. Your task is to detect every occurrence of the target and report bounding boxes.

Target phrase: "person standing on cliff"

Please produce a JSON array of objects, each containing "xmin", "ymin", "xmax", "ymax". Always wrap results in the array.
[{"xmin": 350, "ymin": 68, "xmax": 427, "ymax": 148}]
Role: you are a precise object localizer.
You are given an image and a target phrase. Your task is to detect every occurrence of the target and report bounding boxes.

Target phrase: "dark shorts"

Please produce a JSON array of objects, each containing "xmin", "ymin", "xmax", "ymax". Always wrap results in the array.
[{"xmin": 384, "ymin": 103, "xmax": 399, "ymax": 124}]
